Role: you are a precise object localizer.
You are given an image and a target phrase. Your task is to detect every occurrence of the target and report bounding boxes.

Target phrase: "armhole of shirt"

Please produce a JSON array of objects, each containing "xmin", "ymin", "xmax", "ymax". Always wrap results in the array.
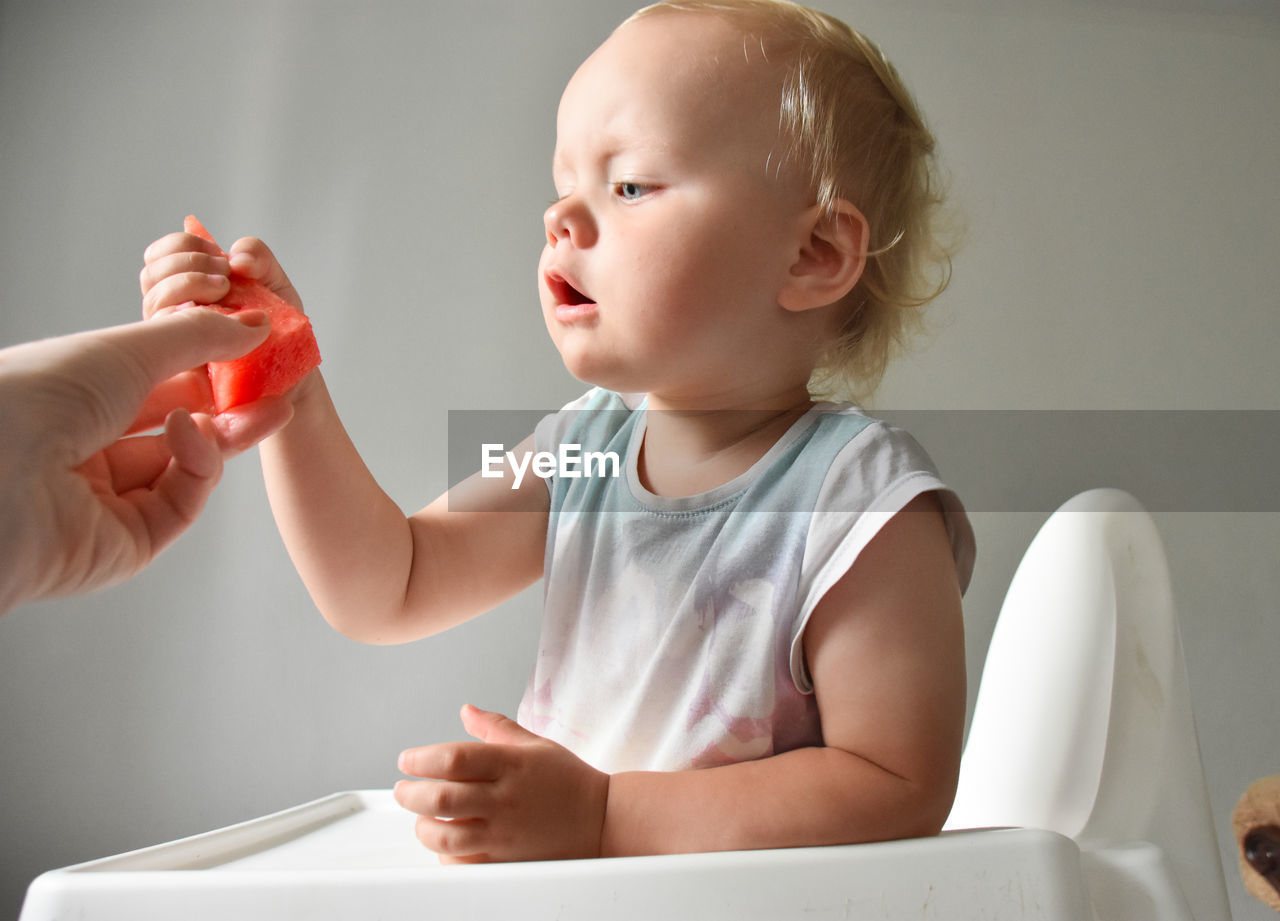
[{"xmin": 788, "ymin": 423, "xmax": 975, "ymax": 694}]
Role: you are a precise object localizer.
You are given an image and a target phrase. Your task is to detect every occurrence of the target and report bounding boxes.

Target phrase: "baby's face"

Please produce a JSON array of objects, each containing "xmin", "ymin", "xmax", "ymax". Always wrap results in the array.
[{"xmin": 538, "ymin": 11, "xmax": 813, "ymax": 400}]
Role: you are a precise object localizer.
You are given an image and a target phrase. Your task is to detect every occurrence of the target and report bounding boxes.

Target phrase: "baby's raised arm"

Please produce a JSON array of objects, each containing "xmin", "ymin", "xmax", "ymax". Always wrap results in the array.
[
  {"xmin": 259, "ymin": 376, "xmax": 548, "ymax": 643},
  {"xmin": 140, "ymin": 228, "xmax": 548, "ymax": 643}
]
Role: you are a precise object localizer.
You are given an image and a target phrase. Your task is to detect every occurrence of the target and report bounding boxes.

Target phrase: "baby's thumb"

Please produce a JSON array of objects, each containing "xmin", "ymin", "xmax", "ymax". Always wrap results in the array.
[
  {"xmin": 227, "ymin": 238, "xmax": 305, "ymax": 311},
  {"xmin": 460, "ymin": 704, "xmax": 537, "ymax": 746}
]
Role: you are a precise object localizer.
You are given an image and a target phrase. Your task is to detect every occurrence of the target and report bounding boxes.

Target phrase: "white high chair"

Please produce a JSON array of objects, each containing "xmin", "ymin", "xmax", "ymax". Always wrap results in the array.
[
  {"xmin": 20, "ymin": 489, "xmax": 1231, "ymax": 920},
  {"xmin": 945, "ymin": 487, "xmax": 1230, "ymax": 919}
]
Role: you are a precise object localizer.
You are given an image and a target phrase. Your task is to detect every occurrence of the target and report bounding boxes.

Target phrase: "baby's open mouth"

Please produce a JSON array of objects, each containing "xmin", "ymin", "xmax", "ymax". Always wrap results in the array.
[{"xmin": 548, "ymin": 272, "xmax": 596, "ymax": 307}]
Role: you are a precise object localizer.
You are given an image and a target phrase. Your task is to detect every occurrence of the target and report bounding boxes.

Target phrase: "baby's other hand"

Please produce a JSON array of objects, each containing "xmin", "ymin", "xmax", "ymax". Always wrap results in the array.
[{"xmin": 394, "ymin": 705, "xmax": 610, "ymax": 864}]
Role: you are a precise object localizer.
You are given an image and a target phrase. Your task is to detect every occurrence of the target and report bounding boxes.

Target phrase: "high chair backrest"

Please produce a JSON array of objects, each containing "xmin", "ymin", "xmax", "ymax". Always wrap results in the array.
[{"xmin": 944, "ymin": 489, "xmax": 1229, "ymax": 920}]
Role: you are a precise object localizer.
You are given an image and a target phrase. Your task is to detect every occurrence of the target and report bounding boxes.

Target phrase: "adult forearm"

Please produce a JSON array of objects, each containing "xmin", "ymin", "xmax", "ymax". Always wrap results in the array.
[
  {"xmin": 258, "ymin": 372, "xmax": 416, "ymax": 643},
  {"xmin": 602, "ymin": 745, "xmax": 955, "ymax": 857}
]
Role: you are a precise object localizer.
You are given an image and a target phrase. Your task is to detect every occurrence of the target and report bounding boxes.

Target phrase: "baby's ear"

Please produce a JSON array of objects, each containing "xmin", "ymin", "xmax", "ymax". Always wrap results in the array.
[{"xmin": 779, "ymin": 200, "xmax": 868, "ymax": 313}]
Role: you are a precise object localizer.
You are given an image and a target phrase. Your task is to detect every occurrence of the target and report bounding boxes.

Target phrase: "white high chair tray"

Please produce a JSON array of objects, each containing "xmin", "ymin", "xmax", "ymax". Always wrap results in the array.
[{"xmin": 21, "ymin": 789, "xmax": 1098, "ymax": 921}]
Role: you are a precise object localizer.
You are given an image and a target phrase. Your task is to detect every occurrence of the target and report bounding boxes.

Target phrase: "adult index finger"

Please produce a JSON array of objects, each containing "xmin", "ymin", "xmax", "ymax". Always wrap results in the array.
[
  {"xmin": 1, "ymin": 310, "xmax": 272, "ymax": 461},
  {"xmin": 101, "ymin": 308, "xmax": 271, "ymax": 397}
]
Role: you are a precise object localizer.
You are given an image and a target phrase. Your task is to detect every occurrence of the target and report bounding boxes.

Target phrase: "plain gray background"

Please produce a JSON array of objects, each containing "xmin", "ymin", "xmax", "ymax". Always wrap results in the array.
[{"xmin": 1, "ymin": 0, "xmax": 1276, "ymax": 918}]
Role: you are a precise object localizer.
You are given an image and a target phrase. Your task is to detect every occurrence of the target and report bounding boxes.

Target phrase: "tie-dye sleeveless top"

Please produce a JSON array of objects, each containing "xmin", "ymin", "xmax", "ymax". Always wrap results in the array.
[{"xmin": 517, "ymin": 388, "xmax": 974, "ymax": 774}]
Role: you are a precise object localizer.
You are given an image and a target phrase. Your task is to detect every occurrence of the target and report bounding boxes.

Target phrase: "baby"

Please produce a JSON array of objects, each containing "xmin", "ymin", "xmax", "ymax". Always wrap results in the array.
[{"xmin": 140, "ymin": 0, "xmax": 975, "ymax": 863}]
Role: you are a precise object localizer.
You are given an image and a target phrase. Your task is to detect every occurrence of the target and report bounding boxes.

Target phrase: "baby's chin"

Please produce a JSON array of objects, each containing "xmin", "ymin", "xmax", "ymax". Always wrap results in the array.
[{"xmin": 551, "ymin": 345, "xmax": 645, "ymax": 396}]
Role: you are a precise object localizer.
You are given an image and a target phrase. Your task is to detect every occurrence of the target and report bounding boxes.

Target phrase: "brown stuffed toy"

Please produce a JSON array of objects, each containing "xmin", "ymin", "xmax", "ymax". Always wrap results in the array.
[{"xmin": 1235, "ymin": 776, "xmax": 1280, "ymax": 911}]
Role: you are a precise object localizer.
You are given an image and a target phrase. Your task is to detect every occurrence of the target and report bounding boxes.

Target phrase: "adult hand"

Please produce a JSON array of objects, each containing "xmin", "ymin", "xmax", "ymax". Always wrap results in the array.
[
  {"xmin": 0, "ymin": 307, "xmax": 294, "ymax": 614},
  {"xmin": 394, "ymin": 704, "xmax": 610, "ymax": 863}
]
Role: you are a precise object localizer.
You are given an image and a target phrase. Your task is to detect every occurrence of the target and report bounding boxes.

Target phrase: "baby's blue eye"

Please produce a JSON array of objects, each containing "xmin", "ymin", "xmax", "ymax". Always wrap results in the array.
[{"xmin": 616, "ymin": 182, "xmax": 648, "ymax": 201}]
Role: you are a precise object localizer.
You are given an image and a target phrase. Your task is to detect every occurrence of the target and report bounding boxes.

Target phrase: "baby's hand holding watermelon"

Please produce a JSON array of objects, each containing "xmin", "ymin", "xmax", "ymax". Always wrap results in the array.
[
  {"xmin": 140, "ymin": 217, "xmax": 322, "ymax": 413},
  {"xmin": 220, "ymin": 234, "xmax": 306, "ymax": 317},
  {"xmin": 139, "ymin": 233, "xmax": 232, "ymax": 319}
]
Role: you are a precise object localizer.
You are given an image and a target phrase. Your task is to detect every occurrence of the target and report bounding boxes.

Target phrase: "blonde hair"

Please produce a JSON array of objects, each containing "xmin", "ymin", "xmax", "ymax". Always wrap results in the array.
[{"xmin": 625, "ymin": 0, "xmax": 957, "ymax": 401}]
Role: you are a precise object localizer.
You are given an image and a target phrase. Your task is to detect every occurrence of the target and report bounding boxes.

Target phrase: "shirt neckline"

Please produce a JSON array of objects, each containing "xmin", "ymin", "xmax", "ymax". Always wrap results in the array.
[{"xmin": 622, "ymin": 401, "xmax": 833, "ymax": 513}]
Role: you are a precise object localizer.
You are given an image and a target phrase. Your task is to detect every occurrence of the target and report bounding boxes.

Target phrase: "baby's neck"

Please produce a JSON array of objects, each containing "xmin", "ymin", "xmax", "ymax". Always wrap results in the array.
[{"xmin": 636, "ymin": 388, "xmax": 816, "ymax": 498}]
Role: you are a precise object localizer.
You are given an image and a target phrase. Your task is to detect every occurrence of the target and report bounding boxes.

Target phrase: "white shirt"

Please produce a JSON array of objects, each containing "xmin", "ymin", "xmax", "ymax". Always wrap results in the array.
[{"xmin": 517, "ymin": 389, "xmax": 975, "ymax": 774}]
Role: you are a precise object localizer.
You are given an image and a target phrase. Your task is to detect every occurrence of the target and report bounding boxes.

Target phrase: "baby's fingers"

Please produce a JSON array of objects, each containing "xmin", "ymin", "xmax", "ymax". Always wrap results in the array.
[
  {"xmin": 393, "ymin": 778, "xmax": 491, "ymax": 822},
  {"xmin": 140, "ymin": 247, "xmax": 229, "ymax": 294},
  {"xmin": 413, "ymin": 814, "xmax": 491, "ymax": 863},
  {"xmin": 141, "ymin": 254, "xmax": 231, "ymax": 319},
  {"xmin": 398, "ymin": 742, "xmax": 504, "ymax": 782},
  {"xmin": 142, "ymin": 230, "xmax": 224, "ymax": 269},
  {"xmin": 142, "ymin": 275, "xmax": 230, "ymax": 319},
  {"xmin": 227, "ymin": 237, "xmax": 305, "ymax": 311}
]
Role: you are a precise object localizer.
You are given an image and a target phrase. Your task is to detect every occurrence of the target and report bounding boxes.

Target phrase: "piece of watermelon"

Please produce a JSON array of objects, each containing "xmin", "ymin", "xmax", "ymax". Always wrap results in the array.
[{"xmin": 184, "ymin": 215, "xmax": 321, "ymax": 412}]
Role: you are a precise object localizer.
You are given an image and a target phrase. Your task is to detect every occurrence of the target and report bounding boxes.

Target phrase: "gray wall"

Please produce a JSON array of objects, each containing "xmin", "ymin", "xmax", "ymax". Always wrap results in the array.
[{"xmin": 1, "ymin": 1, "xmax": 1276, "ymax": 918}]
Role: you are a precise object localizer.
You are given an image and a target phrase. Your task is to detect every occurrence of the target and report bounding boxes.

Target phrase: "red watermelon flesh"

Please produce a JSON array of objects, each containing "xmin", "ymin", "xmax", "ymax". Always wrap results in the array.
[{"xmin": 183, "ymin": 215, "xmax": 321, "ymax": 412}]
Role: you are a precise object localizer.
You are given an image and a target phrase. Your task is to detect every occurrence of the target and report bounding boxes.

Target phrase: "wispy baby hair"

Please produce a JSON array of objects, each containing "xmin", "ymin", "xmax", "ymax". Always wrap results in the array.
[{"xmin": 624, "ymin": 0, "xmax": 958, "ymax": 401}]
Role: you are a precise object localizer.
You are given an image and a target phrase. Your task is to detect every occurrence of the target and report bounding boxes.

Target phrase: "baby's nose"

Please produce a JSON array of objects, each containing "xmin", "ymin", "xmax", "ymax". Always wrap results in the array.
[{"xmin": 543, "ymin": 196, "xmax": 595, "ymax": 248}]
